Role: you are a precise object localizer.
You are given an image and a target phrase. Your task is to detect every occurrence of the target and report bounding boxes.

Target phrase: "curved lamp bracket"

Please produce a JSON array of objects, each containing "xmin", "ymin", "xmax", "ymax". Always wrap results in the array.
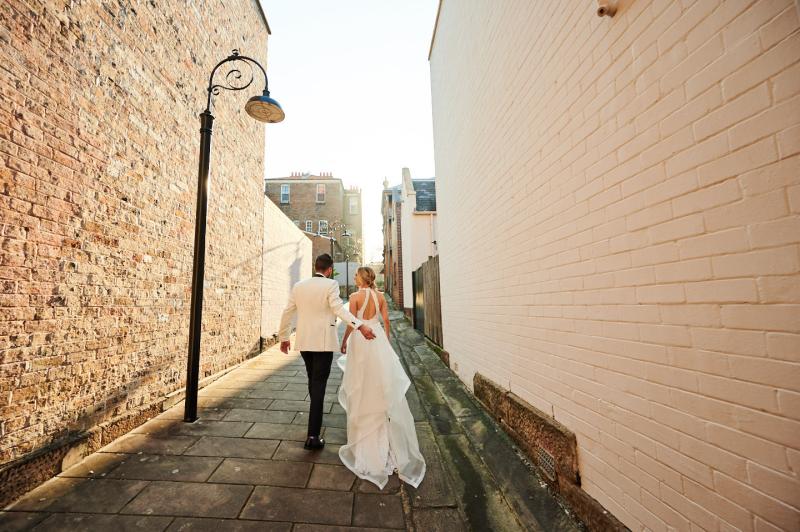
[{"xmin": 205, "ymin": 49, "xmax": 270, "ymax": 112}]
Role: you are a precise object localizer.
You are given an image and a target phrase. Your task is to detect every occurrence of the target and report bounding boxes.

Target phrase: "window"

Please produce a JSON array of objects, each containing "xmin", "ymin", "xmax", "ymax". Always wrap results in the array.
[
  {"xmin": 349, "ymin": 196, "xmax": 358, "ymax": 214},
  {"xmin": 280, "ymin": 184, "xmax": 290, "ymax": 204},
  {"xmin": 305, "ymin": 220, "xmax": 313, "ymax": 232},
  {"xmin": 316, "ymin": 184, "xmax": 326, "ymax": 203},
  {"xmin": 318, "ymin": 220, "xmax": 328, "ymax": 236}
]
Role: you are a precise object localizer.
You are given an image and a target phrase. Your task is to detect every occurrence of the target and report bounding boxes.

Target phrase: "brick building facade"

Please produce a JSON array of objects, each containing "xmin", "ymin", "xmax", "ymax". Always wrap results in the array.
[
  {"xmin": 265, "ymin": 173, "xmax": 364, "ymax": 264},
  {"xmin": 382, "ymin": 183, "xmax": 404, "ymax": 307},
  {"xmin": 430, "ymin": 0, "xmax": 800, "ymax": 530},
  {"xmin": 0, "ymin": 0, "xmax": 278, "ymax": 504}
]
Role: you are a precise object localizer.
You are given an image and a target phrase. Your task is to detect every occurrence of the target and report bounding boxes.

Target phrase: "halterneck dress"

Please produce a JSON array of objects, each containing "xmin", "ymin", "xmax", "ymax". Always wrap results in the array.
[{"xmin": 336, "ymin": 288, "xmax": 426, "ymax": 489}]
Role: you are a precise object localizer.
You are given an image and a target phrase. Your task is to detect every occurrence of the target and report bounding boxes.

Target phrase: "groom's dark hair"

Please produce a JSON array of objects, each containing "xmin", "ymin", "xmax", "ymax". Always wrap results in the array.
[{"xmin": 315, "ymin": 253, "xmax": 334, "ymax": 272}]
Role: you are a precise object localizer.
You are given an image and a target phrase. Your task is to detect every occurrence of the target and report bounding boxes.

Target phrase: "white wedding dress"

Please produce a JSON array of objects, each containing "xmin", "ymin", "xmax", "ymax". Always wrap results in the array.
[{"xmin": 336, "ymin": 288, "xmax": 426, "ymax": 489}]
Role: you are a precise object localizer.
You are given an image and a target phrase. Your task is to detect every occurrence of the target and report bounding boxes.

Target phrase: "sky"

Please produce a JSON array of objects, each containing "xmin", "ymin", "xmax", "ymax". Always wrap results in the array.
[{"xmin": 259, "ymin": 0, "xmax": 439, "ymax": 263}]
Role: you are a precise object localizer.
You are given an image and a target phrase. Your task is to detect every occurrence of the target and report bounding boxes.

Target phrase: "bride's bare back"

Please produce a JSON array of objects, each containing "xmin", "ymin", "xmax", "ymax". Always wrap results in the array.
[{"xmin": 350, "ymin": 288, "xmax": 383, "ymax": 320}]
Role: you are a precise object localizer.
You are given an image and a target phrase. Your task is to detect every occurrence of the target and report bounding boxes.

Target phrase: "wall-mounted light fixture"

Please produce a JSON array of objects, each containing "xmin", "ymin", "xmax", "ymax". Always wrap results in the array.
[{"xmin": 596, "ymin": 0, "xmax": 617, "ymax": 17}]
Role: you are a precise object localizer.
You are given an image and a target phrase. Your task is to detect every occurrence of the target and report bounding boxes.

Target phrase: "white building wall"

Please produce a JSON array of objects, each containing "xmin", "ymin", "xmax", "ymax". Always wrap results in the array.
[
  {"xmin": 400, "ymin": 169, "xmax": 438, "ymax": 309},
  {"xmin": 261, "ymin": 198, "xmax": 313, "ymax": 337},
  {"xmin": 430, "ymin": 1, "xmax": 800, "ymax": 530}
]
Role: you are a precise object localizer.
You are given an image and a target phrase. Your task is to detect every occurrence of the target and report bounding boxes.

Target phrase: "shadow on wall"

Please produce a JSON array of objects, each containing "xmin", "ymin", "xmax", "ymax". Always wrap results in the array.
[
  {"xmin": 289, "ymin": 254, "xmax": 302, "ymax": 290},
  {"xmin": 204, "ymin": 239, "xmax": 307, "ymax": 284}
]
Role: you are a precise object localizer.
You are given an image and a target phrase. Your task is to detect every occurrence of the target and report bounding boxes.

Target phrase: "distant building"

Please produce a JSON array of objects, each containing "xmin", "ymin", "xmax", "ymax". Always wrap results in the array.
[
  {"xmin": 382, "ymin": 168, "xmax": 437, "ymax": 315},
  {"xmin": 265, "ymin": 172, "xmax": 363, "ymax": 263}
]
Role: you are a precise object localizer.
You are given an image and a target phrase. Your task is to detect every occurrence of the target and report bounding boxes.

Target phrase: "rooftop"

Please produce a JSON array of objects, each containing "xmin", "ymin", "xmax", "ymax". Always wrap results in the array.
[{"xmin": 413, "ymin": 179, "xmax": 436, "ymax": 212}]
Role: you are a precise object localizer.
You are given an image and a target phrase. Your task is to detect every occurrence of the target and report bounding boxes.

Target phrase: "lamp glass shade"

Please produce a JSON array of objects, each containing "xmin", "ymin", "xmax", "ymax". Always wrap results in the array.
[{"xmin": 245, "ymin": 93, "xmax": 285, "ymax": 123}]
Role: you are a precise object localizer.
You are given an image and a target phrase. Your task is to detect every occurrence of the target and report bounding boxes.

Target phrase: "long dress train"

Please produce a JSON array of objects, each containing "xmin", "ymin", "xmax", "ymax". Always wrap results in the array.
[{"xmin": 336, "ymin": 288, "xmax": 426, "ymax": 489}]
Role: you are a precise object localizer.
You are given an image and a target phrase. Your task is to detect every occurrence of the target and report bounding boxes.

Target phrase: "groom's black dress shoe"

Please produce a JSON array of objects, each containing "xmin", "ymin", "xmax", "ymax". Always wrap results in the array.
[{"xmin": 304, "ymin": 436, "xmax": 325, "ymax": 450}]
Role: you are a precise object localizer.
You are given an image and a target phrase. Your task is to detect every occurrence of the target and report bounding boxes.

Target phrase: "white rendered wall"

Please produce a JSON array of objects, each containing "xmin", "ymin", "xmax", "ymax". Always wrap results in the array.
[
  {"xmin": 261, "ymin": 198, "xmax": 313, "ymax": 337},
  {"xmin": 430, "ymin": 1, "xmax": 800, "ymax": 530},
  {"xmin": 400, "ymin": 173, "xmax": 438, "ymax": 309}
]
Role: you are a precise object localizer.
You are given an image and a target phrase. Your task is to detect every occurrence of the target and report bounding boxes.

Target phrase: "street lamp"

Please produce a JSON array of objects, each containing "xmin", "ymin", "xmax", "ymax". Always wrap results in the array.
[
  {"xmin": 343, "ymin": 230, "xmax": 353, "ymax": 297},
  {"xmin": 184, "ymin": 50, "xmax": 284, "ymax": 423}
]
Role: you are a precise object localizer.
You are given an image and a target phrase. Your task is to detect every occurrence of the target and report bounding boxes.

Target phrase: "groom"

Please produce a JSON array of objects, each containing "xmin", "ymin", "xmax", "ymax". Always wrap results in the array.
[{"xmin": 278, "ymin": 253, "xmax": 376, "ymax": 450}]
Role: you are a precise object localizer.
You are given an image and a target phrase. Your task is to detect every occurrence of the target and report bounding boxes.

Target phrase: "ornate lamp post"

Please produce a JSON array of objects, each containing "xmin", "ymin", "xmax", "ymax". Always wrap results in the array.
[
  {"xmin": 184, "ymin": 50, "xmax": 285, "ymax": 423},
  {"xmin": 343, "ymin": 229, "xmax": 353, "ymax": 297}
]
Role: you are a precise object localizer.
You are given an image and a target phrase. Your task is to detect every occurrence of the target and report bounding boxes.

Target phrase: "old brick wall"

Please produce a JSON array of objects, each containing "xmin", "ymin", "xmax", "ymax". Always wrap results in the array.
[
  {"xmin": 261, "ymin": 198, "xmax": 313, "ymax": 338},
  {"xmin": 0, "ymin": 0, "xmax": 269, "ymax": 470},
  {"xmin": 431, "ymin": 0, "xmax": 800, "ymax": 530}
]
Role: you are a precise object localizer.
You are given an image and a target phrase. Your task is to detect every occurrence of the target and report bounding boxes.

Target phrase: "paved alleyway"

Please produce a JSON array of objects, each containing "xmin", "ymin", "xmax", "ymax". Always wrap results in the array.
[{"xmin": 1, "ymin": 303, "xmax": 581, "ymax": 531}]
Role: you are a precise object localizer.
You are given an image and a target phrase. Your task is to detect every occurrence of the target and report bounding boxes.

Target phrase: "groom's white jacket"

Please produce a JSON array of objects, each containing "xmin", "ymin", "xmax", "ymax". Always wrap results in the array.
[{"xmin": 278, "ymin": 274, "xmax": 363, "ymax": 352}]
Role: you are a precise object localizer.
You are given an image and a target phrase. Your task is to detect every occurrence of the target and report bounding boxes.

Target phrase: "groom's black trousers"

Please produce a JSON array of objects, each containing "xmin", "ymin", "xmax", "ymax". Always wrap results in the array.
[{"xmin": 300, "ymin": 351, "xmax": 333, "ymax": 438}]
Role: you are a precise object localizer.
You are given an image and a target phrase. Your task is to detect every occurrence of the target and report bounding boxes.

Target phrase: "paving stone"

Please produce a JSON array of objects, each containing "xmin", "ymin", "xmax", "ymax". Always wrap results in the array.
[
  {"xmin": 307, "ymin": 464, "xmax": 356, "ymax": 491},
  {"xmin": 433, "ymin": 379, "xmax": 479, "ymax": 418},
  {"xmin": 356, "ymin": 474, "xmax": 401, "ymax": 494},
  {"xmin": 422, "ymin": 403, "xmax": 460, "ymax": 435},
  {"xmin": 259, "ymin": 375, "xmax": 299, "ymax": 384},
  {"xmin": 131, "ymin": 418, "xmax": 184, "ymax": 436},
  {"xmin": 266, "ymin": 369, "xmax": 299, "ymax": 377},
  {"xmin": 9, "ymin": 478, "xmax": 148, "ymax": 513},
  {"xmin": 292, "ymin": 412, "xmax": 347, "ymax": 429},
  {"xmin": 435, "ymin": 433, "xmax": 526, "ymax": 532},
  {"xmin": 283, "ymin": 383, "xmax": 313, "ymax": 392},
  {"xmin": 461, "ymin": 414, "xmax": 579, "ymax": 532},
  {"xmin": 166, "ymin": 517, "xmax": 292, "ymax": 531},
  {"xmin": 0, "ymin": 511, "xmax": 48, "ymax": 531},
  {"xmin": 321, "ymin": 426, "xmax": 347, "ymax": 445},
  {"xmin": 31, "ymin": 513, "xmax": 173, "ymax": 532},
  {"xmin": 169, "ymin": 420, "xmax": 254, "ymax": 438},
  {"xmin": 329, "ymin": 404, "xmax": 346, "ymax": 415},
  {"xmin": 121, "ymin": 481, "xmax": 253, "ymax": 518},
  {"xmin": 268, "ymin": 399, "xmax": 312, "ymax": 411},
  {"xmin": 271, "ymin": 440, "xmax": 342, "ymax": 465},
  {"xmin": 184, "ymin": 436, "xmax": 279, "ymax": 459},
  {"xmin": 101, "ymin": 434, "xmax": 200, "ymax": 455},
  {"xmin": 407, "ymin": 423, "xmax": 456, "ymax": 508},
  {"xmin": 208, "ymin": 458, "xmax": 311, "ymax": 487},
  {"xmin": 223, "ymin": 409, "xmax": 295, "ymax": 424},
  {"xmin": 197, "ymin": 397, "xmax": 273, "ymax": 410},
  {"xmin": 412, "ymin": 508, "xmax": 467, "ymax": 532},
  {"xmin": 244, "ymin": 389, "xmax": 307, "ymax": 401},
  {"xmin": 107, "ymin": 454, "xmax": 222, "ymax": 482},
  {"xmin": 58, "ymin": 452, "xmax": 127, "ymax": 478},
  {"xmin": 353, "ymin": 493, "xmax": 405, "ymax": 529},
  {"xmin": 198, "ymin": 387, "xmax": 251, "ymax": 398},
  {"xmin": 240, "ymin": 486, "xmax": 353, "ymax": 524},
  {"xmin": 159, "ymin": 407, "xmax": 230, "ymax": 421},
  {"xmin": 228, "ymin": 372, "xmax": 272, "ymax": 382},
  {"xmin": 285, "ymin": 383, "xmax": 339, "ymax": 394},
  {"xmin": 204, "ymin": 379, "xmax": 259, "ymax": 391},
  {"xmin": 405, "ymin": 386, "xmax": 425, "ymax": 422},
  {"xmin": 293, "ymin": 527, "xmax": 396, "ymax": 532},
  {"xmin": 244, "ymin": 381, "xmax": 289, "ymax": 393},
  {"xmin": 407, "ymin": 364, "xmax": 425, "ymax": 377},
  {"xmin": 244, "ymin": 422, "xmax": 308, "ymax": 441}
]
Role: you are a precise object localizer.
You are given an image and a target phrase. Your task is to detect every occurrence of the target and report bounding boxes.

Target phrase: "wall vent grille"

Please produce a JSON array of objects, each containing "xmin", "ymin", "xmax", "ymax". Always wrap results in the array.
[{"xmin": 537, "ymin": 445, "xmax": 556, "ymax": 481}]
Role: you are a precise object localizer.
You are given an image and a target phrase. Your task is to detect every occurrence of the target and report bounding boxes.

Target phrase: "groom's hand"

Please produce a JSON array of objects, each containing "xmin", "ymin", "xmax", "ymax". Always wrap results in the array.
[
  {"xmin": 280, "ymin": 341, "xmax": 291, "ymax": 354},
  {"xmin": 358, "ymin": 325, "xmax": 376, "ymax": 340}
]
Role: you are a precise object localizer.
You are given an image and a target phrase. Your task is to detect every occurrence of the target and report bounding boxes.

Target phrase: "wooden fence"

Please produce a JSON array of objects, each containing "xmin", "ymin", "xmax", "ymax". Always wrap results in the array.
[{"xmin": 412, "ymin": 255, "xmax": 443, "ymax": 346}]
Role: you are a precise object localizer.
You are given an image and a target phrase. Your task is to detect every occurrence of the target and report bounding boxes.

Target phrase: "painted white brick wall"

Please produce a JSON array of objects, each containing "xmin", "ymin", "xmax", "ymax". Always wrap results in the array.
[
  {"xmin": 261, "ymin": 198, "xmax": 312, "ymax": 337},
  {"xmin": 429, "ymin": 1, "xmax": 800, "ymax": 530}
]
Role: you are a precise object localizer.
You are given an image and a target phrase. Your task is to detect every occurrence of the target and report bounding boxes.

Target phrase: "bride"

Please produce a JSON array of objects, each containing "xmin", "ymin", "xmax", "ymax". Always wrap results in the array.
[{"xmin": 337, "ymin": 266, "xmax": 426, "ymax": 489}]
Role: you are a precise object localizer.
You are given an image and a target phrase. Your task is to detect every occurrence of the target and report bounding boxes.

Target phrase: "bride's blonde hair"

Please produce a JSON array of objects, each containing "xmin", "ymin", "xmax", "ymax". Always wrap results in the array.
[{"xmin": 355, "ymin": 266, "xmax": 377, "ymax": 289}]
